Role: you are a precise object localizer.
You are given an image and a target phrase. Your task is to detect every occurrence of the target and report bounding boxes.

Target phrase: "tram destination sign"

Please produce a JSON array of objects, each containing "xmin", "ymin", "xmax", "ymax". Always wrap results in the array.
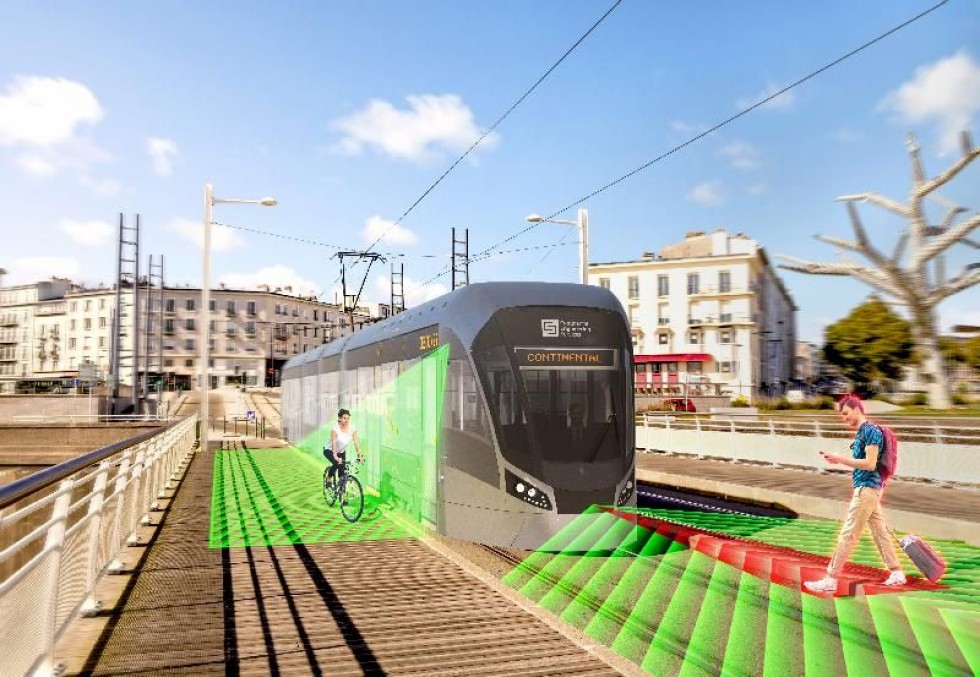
[{"xmin": 514, "ymin": 347, "xmax": 617, "ymax": 369}]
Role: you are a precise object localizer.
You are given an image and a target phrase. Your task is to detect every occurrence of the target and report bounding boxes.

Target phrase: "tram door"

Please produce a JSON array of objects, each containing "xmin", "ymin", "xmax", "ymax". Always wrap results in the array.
[{"xmin": 420, "ymin": 350, "xmax": 445, "ymax": 529}]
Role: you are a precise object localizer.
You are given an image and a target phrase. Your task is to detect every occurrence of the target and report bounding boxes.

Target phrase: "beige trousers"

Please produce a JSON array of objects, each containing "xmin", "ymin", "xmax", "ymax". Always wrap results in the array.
[{"xmin": 827, "ymin": 486, "xmax": 901, "ymax": 577}]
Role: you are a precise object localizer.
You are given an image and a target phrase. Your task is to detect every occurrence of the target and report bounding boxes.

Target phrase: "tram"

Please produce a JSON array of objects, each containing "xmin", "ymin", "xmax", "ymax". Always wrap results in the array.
[{"xmin": 281, "ymin": 282, "xmax": 635, "ymax": 548}]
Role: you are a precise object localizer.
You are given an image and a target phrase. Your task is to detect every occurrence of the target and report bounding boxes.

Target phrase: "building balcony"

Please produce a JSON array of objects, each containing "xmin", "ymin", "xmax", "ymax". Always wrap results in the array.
[
  {"xmin": 688, "ymin": 285, "xmax": 752, "ymax": 298},
  {"xmin": 0, "ymin": 315, "xmax": 18, "ymax": 326}
]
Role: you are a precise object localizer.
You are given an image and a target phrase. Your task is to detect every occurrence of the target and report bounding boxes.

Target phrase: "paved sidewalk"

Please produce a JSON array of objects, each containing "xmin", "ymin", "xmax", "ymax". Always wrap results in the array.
[{"xmin": 637, "ymin": 452, "xmax": 980, "ymax": 545}]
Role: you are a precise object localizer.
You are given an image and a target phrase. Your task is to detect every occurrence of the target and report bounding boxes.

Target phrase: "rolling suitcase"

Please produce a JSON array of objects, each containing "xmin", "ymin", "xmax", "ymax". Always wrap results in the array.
[{"xmin": 893, "ymin": 531, "xmax": 947, "ymax": 582}]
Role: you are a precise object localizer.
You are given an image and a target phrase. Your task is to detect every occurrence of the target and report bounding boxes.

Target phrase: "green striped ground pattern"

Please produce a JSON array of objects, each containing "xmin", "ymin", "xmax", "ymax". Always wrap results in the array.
[
  {"xmin": 208, "ymin": 448, "xmax": 417, "ymax": 548},
  {"xmin": 503, "ymin": 508, "xmax": 980, "ymax": 676}
]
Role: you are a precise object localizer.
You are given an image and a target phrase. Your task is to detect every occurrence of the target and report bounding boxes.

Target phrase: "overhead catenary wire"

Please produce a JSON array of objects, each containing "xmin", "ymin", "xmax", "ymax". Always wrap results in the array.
[
  {"xmin": 412, "ymin": 0, "xmax": 952, "ymax": 292},
  {"xmin": 361, "ymin": 0, "xmax": 626, "ymax": 255}
]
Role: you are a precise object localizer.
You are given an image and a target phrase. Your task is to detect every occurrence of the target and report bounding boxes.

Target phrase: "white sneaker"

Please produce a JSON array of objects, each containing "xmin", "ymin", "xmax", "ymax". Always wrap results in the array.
[
  {"xmin": 883, "ymin": 570, "xmax": 907, "ymax": 586},
  {"xmin": 804, "ymin": 576, "xmax": 838, "ymax": 593}
]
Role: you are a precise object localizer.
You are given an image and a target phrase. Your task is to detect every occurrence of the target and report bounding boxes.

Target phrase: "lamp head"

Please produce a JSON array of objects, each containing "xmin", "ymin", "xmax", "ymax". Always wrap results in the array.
[
  {"xmin": 525, "ymin": 213, "xmax": 544, "ymax": 223},
  {"xmin": 259, "ymin": 197, "xmax": 278, "ymax": 207}
]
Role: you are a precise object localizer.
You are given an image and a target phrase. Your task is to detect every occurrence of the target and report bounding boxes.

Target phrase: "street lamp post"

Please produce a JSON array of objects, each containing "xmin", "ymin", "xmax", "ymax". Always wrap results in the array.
[
  {"xmin": 525, "ymin": 209, "xmax": 589, "ymax": 284},
  {"xmin": 201, "ymin": 184, "xmax": 276, "ymax": 444}
]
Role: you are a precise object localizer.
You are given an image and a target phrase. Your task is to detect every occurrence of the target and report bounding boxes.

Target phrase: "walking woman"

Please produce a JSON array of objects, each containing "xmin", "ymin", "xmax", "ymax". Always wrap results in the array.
[{"xmin": 804, "ymin": 395, "xmax": 906, "ymax": 593}]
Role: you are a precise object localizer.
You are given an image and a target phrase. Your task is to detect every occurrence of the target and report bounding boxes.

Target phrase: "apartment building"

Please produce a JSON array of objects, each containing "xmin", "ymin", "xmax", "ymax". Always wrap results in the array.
[
  {"xmin": 589, "ymin": 229, "xmax": 797, "ymax": 398},
  {"xmin": 795, "ymin": 341, "xmax": 821, "ymax": 382},
  {"xmin": 0, "ymin": 278, "xmax": 372, "ymax": 394}
]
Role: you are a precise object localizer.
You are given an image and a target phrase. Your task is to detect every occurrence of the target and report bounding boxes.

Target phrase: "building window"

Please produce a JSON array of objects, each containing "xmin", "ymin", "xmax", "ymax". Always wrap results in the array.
[
  {"xmin": 165, "ymin": 298, "xmax": 176, "ymax": 313},
  {"xmin": 226, "ymin": 300, "xmax": 236, "ymax": 314},
  {"xmin": 164, "ymin": 319, "xmax": 175, "ymax": 334},
  {"xmin": 720, "ymin": 330, "xmax": 732, "ymax": 344},
  {"xmin": 628, "ymin": 276, "xmax": 640, "ymax": 299},
  {"xmin": 599, "ymin": 278, "xmax": 610, "ymax": 289},
  {"xmin": 719, "ymin": 271, "xmax": 731, "ymax": 293},
  {"xmin": 185, "ymin": 318, "xmax": 196, "ymax": 331},
  {"xmin": 98, "ymin": 337, "xmax": 106, "ymax": 348},
  {"xmin": 70, "ymin": 302, "xmax": 77, "ymax": 312},
  {"xmin": 70, "ymin": 319, "xmax": 76, "ymax": 330},
  {"xmin": 246, "ymin": 321, "xmax": 256, "ymax": 335},
  {"xmin": 688, "ymin": 361, "xmax": 703, "ymax": 374},
  {"xmin": 164, "ymin": 359, "xmax": 174, "ymax": 367},
  {"xmin": 209, "ymin": 300, "xmax": 216, "ymax": 312},
  {"xmin": 185, "ymin": 359, "xmax": 194, "ymax": 368},
  {"xmin": 687, "ymin": 273, "xmax": 700, "ymax": 295},
  {"xmin": 99, "ymin": 317, "xmax": 107, "ymax": 328},
  {"xmin": 720, "ymin": 361, "xmax": 732, "ymax": 373},
  {"xmin": 247, "ymin": 301, "xmax": 256, "ymax": 316},
  {"xmin": 84, "ymin": 300, "xmax": 92, "ymax": 311},
  {"xmin": 99, "ymin": 299, "xmax": 105, "ymax": 310},
  {"xmin": 657, "ymin": 275, "xmax": 669, "ymax": 297},
  {"xmin": 69, "ymin": 338, "xmax": 76, "ymax": 349},
  {"xmin": 186, "ymin": 299, "xmax": 196, "ymax": 311},
  {"xmin": 83, "ymin": 318, "xmax": 92, "ymax": 330},
  {"xmin": 658, "ymin": 333, "xmax": 669, "ymax": 345},
  {"xmin": 688, "ymin": 331, "xmax": 702, "ymax": 344},
  {"xmin": 666, "ymin": 362, "xmax": 678, "ymax": 373},
  {"xmin": 184, "ymin": 339, "xmax": 195, "ymax": 350}
]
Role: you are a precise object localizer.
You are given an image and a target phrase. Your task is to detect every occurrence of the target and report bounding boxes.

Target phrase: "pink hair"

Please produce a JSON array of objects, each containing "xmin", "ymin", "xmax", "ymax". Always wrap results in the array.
[{"xmin": 838, "ymin": 394, "xmax": 865, "ymax": 413}]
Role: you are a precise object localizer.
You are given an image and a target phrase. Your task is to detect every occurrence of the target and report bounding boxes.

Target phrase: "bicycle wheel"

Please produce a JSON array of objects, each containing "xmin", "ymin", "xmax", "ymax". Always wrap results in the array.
[
  {"xmin": 340, "ymin": 475, "xmax": 364, "ymax": 523},
  {"xmin": 323, "ymin": 466, "xmax": 337, "ymax": 507}
]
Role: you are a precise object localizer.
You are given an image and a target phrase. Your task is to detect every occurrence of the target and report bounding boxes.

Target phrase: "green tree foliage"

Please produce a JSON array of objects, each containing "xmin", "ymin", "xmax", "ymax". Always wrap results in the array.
[
  {"xmin": 822, "ymin": 297, "xmax": 915, "ymax": 390},
  {"xmin": 964, "ymin": 336, "xmax": 980, "ymax": 371},
  {"xmin": 938, "ymin": 336, "xmax": 967, "ymax": 363}
]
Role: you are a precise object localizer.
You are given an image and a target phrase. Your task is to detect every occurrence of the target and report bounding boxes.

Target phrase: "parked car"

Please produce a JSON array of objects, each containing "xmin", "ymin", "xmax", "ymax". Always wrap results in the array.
[{"xmin": 664, "ymin": 398, "xmax": 697, "ymax": 412}]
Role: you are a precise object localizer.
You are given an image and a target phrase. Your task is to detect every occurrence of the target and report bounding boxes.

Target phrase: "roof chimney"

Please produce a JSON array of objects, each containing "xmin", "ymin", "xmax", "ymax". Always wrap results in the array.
[{"xmin": 685, "ymin": 230, "xmax": 706, "ymax": 239}]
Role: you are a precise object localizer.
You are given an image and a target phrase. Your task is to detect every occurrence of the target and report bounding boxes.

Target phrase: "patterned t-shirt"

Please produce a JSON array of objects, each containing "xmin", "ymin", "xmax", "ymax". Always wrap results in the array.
[{"xmin": 851, "ymin": 422, "xmax": 884, "ymax": 489}]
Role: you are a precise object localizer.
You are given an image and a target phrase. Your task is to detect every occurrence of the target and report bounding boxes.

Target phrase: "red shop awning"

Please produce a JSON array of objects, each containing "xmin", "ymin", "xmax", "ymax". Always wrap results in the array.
[{"xmin": 634, "ymin": 353, "xmax": 713, "ymax": 364}]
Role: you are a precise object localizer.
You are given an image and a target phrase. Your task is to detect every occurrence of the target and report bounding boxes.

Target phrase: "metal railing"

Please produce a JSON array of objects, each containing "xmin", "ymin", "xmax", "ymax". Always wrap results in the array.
[
  {"xmin": 636, "ymin": 413, "xmax": 980, "ymax": 483},
  {"xmin": 9, "ymin": 413, "xmax": 177, "ymax": 424},
  {"xmin": 0, "ymin": 416, "xmax": 197, "ymax": 677}
]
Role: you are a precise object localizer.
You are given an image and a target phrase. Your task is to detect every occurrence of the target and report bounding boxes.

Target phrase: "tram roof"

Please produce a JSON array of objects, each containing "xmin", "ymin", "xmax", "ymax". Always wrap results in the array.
[{"xmin": 284, "ymin": 281, "xmax": 625, "ymax": 369}]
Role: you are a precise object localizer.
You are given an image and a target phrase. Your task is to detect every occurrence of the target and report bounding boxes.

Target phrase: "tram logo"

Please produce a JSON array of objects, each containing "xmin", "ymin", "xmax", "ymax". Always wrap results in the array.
[
  {"xmin": 541, "ymin": 319, "xmax": 560, "ymax": 337},
  {"xmin": 541, "ymin": 318, "xmax": 592, "ymax": 338}
]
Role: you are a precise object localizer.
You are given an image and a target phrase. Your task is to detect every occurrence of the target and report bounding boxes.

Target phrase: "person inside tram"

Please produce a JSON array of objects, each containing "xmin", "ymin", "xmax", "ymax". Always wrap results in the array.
[{"xmin": 567, "ymin": 401, "xmax": 587, "ymax": 446}]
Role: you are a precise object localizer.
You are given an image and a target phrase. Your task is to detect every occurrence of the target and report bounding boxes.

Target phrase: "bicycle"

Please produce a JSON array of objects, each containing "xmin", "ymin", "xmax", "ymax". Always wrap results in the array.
[{"xmin": 322, "ymin": 456, "xmax": 364, "ymax": 523}]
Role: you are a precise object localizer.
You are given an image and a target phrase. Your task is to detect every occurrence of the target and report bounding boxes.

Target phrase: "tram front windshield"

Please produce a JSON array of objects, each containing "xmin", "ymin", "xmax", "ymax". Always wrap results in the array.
[{"xmin": 473, "ymin": 306, "xmax": 632, "ymax": 484}]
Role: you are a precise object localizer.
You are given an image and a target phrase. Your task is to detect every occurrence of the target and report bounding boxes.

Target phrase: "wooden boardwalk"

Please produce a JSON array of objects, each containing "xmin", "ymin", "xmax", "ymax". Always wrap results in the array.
[{"xmin": 60, "ymin": 448, "xmax": 623, "ymax": 676}]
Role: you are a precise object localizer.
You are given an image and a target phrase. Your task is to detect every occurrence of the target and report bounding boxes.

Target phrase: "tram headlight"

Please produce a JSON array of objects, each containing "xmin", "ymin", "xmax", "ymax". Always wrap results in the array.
[{"xmin": 505, "ymin": 470, "xmax": 552, "ymax": 511}]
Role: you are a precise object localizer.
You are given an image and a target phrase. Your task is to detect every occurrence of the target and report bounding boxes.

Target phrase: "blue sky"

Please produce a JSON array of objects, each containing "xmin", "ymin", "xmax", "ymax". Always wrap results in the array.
[{"xmin": 0, "ymin": 0, "xmax": 977, "ymax": 343}]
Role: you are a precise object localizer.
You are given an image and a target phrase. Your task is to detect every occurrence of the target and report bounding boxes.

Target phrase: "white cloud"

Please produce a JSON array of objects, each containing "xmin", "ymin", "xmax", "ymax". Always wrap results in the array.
[
  {"xmin": 0, "ymin": 76, "xmax": 103, "ymax": 146},
  {"xmin": 361, "ymin": 215, "xmax": 417, "ymax": 246},
  {"xmin": 721, "ymin": 140, "xmax": 760, "ymax": 170},
  {"xmin": 670, "ymin": 119, "xmax": 697, "ymax": 134},
  {"xmin": 168, "ymin": 217, "xmax": 244, "ymax": 253},
  {"xmin": 736, "ymin": 84, "xmax": 795, "ymax": 111},
  {"xmin": 218, "ymin": 265, "xmax": 321, "ymax": 297},
  {"xmin": 147, "ymin": 137, "xmax": 178, "ymax": 177},
  {"xmin": 59, "ymin": 219, "xmax": 112, "ymax": 247},
  {"xmin": 687, "ymin": 181, "xmax": 724, "ymax": 206},
  {"xmin": 879, "ymin": 50, "xmax": 980, "ymax": 155},
  {"xmin": 330, "ymin": 94, "xmax": 499, "ymax": 162},
  {"xmin": 747, "ymin": 182, "xmax": 767, "ymax": 195},
  {"xmin": 0, "ymin": 75, "xmax": 114, "ymax": 190},
  {"xmin": 374, "ymin": 274, "xmax": 448, "ymax": 308},
  {"xmin": 6, "ymin": 256, "xmax": 81, "ymax": 285}
]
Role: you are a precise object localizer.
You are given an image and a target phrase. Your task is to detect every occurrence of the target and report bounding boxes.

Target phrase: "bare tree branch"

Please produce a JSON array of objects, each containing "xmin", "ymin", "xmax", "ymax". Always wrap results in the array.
[
  {"xmin": 892, "ymin": 232, "xmax": 908, "ymax": 261},
  {"xmin": 837, "ymin": 193, "xmax": 910, "ymax": 218},
  {"xmin": 815, "ymin": 234, "xmax": 862, "ymax": 254},
  {"xmin": 846, "ymin": 203, "xmax": 892, "ymax": 268},
  {"xmin": 775, "ymin": 254, "xmax": 861, "ymax": 276},
  {"xmin": 929, "ymin": 266, "xmax": 980, "ymax": 304},
  {"xmin": 916, "ymin": 144, "xmax": 980, "ymax": 198},
  {"xmin": 915, "ymin": 212, "xmax": 980, "ymax": 266},
  {"xmin": 851, "ymin": 268, "xmax": 906, "ymax": 300}
]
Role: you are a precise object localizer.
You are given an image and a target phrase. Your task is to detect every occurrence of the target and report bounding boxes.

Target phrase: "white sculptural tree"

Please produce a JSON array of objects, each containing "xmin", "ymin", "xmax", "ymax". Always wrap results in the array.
[{"xmin": 778, "ymin": 131, "xmax": 979, "ymax": 408}]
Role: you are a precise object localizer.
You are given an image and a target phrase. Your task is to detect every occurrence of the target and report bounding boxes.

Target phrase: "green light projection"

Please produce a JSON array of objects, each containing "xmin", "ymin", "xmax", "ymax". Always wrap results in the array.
[
  {"xmin": 209, "ymin": 344, "xmax": 450, "ymax": 547},
  {"xmin": 502, "ymin": 507, "xmax": 980, "ymax": 675}
]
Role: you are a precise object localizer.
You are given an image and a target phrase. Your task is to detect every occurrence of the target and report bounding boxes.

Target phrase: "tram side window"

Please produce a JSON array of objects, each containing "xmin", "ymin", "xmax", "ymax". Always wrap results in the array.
[{"xmin": 447, "ymin": 359, "xmax": 489, "ymax": 439}]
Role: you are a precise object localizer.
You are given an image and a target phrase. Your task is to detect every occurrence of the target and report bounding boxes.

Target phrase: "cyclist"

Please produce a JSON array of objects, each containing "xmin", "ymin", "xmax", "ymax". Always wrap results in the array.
[{"xmin": 324, "ymin": 408, "xmax": 363, "ymax": 484}]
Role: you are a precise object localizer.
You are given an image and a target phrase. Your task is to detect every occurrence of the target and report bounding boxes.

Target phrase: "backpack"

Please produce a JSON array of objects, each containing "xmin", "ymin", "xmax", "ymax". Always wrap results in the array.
[{"xmin": 871, "ymin": 422, "xmax": 898, "ymax": 483}]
